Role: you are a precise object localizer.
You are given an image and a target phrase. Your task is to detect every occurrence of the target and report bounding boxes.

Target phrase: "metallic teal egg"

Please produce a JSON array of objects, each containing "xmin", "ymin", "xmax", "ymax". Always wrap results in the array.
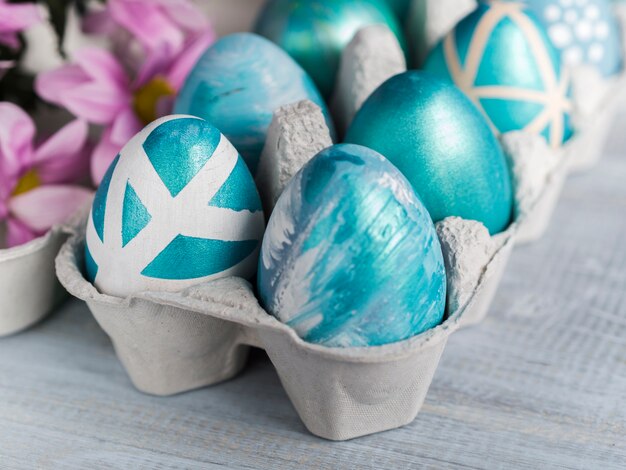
[
  {"xmin": 254, "ymin": 0, "xmax": 407, "ymax": 97},
  {"xmin": 344, "ymin": 71, "xmax": 513, "ymax": 235},
  {"xmin": 385, "ymin": 0, "xmax": 412, "ymax": 17}
]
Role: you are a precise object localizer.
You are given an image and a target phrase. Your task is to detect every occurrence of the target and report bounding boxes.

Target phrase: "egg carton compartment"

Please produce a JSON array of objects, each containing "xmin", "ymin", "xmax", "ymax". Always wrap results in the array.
[
  {"xmin": 56, "ymin": 203, "xmax": 514, "ymax": 441},
  {"xmin": 0, "ymin": 224, "xmax": 74, "ymax": 336}
]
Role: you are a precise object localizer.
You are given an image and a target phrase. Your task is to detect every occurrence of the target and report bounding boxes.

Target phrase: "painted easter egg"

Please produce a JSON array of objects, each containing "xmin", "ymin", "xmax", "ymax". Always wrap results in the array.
[
  {"xmin": 174, "ymin": 33, "xmax": 333, "ymax": 175},
  {"xmin": 258, "ymin": 144, "xmax": 447, "ymax": 348},
  {"xmin": 85, "ymin": 115, "xmax": 265, "ymax": 298},
  {"xmin": 423, "ymin": 2, "xmax": 574, "ymax": 148},
  {"xmin": 254, "ymin": 0, "xmax": 406, "ymax": 97},
  {"xmin": 386, "ymin": 0, "xmax": 412, "ymax": 17},
  {"xmin": 521, "ymin": 0, "xmax": 623, "ymax": 77},
  {"xmin": 345, "ymin": 71, "xmax": 513, "ymax": 235}
]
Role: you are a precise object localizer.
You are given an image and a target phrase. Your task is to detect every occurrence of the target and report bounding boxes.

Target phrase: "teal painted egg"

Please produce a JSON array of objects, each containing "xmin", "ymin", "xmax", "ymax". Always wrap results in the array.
[
  {"xmin": 521, "ymin": 0, "xmax": 623, "ymax": 77},
  {"xmin": 254, "ymin": 0, "xmax": 406, "ymax": 97},
  {"xmin": 386, "ymin": 0, "xmax": 412, "ymax": 17},
  {"xmin": 85, "ymin": 115, "xmax": 265, "ymax": 298},
  {"xmin": 345, "ymin": 71, "xmax": 513, "ymax": 235},
  {"xmin": 258, "ymin": 144, "xmax": 446, "ymax": 348},
  {"xmin": 423, "ymin": 2, "xmax": 574, "ymax": 148},
  {"xmin": 175, "ymin": 33, "xmax": 333, "ymax": 174}
]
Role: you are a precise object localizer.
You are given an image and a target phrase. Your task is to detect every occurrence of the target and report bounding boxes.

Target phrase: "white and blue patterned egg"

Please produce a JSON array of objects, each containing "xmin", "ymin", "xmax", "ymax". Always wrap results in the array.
[
  {"xmin": 523, "ymin": 0, "xmax": 623, "ymax": 78},
  {"xmin": 85, "ymin": 115, "xmax": 265, "ymax": 298},
  {"xmin": 257, "ymin": 144, "xmax": 447, "ymax": 348}
]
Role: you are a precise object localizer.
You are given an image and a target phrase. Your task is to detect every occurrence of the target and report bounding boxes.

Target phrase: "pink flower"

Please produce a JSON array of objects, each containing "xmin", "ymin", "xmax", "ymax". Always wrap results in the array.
[
  {"xmin": 0, "ymin": 0, "xmax": 41, "ymax": 49},
  {"xmin": 83, "ymin": 0, "xmax": 212, "ymax": 78},
  {"xmin": 0, "ymin": 102, "xmax": 92, "ymax": 248},
  {"xmin": 36, "ymin": 30, "xmax": 214, "ymax": 185}
]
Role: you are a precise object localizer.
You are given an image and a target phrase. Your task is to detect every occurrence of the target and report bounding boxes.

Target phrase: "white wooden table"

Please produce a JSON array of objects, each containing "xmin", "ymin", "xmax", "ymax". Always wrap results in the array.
[{"xmin": 1, "ymin": 108, "xmax": 625, "ymax": 469}]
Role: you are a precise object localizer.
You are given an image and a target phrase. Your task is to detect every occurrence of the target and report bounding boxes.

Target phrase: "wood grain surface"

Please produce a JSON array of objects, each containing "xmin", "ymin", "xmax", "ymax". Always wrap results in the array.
[{"xmin": 0, "ymin": 119, "xmax": 625, "ymax": 469}]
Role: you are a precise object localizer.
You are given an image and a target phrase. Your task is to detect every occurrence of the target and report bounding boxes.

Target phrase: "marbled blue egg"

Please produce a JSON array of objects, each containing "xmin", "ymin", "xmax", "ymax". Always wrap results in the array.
[
  {"xmin": 423, "ymin": 2, "xmax": 574, "ymax": 148},
  {"xmin": 258, "ymin": 144, "xmax": 446, "ymax": 348},
  {"xmin": 345, "ymin": 71, "xmax": 513, "ymax": 235},
  {"xmin": 521, "ymin": 0, "xmax": 623, "ymax": 77},
  {"xmin": 174, "ymin": 33, "xmax": 333, "ymax": 174},
  {"xmin": 85, "ymin": 115, "xmax": 265, "ymax": 298},
  {"xmin": 254, "ymin": 0, "xmax": 406, "ymax": 97}
]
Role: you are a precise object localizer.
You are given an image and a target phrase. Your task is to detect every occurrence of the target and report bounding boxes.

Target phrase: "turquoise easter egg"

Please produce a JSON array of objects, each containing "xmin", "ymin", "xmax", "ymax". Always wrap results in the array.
[
  {"xmin": 254, "ymin": 0, "xmax": 406, "ymax": 97},
  {"xmin": 258, "ymin": 144, "xmax": 446, "ymax": 348},
  {"xmin": 521, "ymin": 0, "xmax": 623, "ymax": 77},
  {"xmin": 85, "ymin": 115, "xmax": 265, "ymax": 298},
  {"xmin": 386, "ymin": 0, "xmax": 412, "ymax": 17},
  {"xmin": 423, "ymin": 2, "xmax": 574, "ymax": 148},
  {"xmin": 174, "ymin": 33, "xmax": 333, "ymax": 174},
  {"xmin": 345, "ymin": 71, "xmax": 513, "ymax": 235}
]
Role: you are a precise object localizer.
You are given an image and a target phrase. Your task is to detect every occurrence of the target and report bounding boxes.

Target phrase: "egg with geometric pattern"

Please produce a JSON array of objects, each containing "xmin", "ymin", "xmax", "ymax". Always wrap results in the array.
[
  {"xmin": 85, "ymin": 115, "xmax": 265, "ymax": 298},
  {"xmin": 423, "ymin": 1, "xmax": 575, "ymax": 148},
  {"xmin": 522, "ymin": 0, "xmax": 623, "ymax": 77}
]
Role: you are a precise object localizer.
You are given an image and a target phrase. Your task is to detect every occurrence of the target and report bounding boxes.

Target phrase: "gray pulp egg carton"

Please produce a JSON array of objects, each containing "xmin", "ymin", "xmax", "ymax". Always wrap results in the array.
[
  {"xmin": 54, "ymin": 38, "xmax": 519, "ymax": 438},
  {"xmin": 55, "ymin": 206, "xmax": 515, "ymax": 441},
  {"xmin": 0, "ymin": 222, "xmax": 76, "ymax": 336}
]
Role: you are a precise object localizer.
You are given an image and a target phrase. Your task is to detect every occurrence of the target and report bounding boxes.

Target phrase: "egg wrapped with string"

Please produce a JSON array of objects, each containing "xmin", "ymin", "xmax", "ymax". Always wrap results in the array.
[
  {"xmin": 522, "ymin": 0, "xmax": 623, "ymax": 77},
  {"xmin": 423, "ymin": 2, "xmax": 574, "ymax": 148},
  {"xmin": 258, "ymin": 144, "xmax": 446, "ymax": 348},
  {"xmin": 175, "ymin": 33, "xmax": 333, "ymax": 174},
  {"xmin": 85, "ymin": 115, "xmax": 265, "ymax": 298},
  {"xmin": 254, "ymin": 0, "xmax": 406, "ymax": 97},
  {"xmin": 345, "ymin": 71, "xmax": 513, "ymax": 235}
]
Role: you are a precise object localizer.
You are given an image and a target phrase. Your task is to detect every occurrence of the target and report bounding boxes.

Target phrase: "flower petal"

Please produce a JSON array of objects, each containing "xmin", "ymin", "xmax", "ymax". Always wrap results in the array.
[
  {"xmin": 90, "ymin": 108, "xmax": 141, "ymax": 185},
  {"xmin": 35, "ymin": 49, "xmax": 131, "ymax": 124},
  {"xmin": 0, "ymin": 102, "xmax": 35, "ymax": 179},
  {"xmin": 135, "ymin": 42, "xmax": 174, "ymax": 87},
  {"xmin": 109, "ymin": 0, "xmax": 184, "ymax": 55},
  {"xmin": 166, "ymin": 31, "xmax": 215, "ymax": 91},
  {"xmin": 61, "ymin": 82, "xmax": 131, "ymax": 124},
  {"xmin": 110, "ymin": 107, "xmax": 142, "ymax": 144},
  {"xmin": 35, "ymin": 64, "xmax": 92, "ymax": 106},
  {"xmin": 0, "ymin": 2, "xmax": 42, "ymax": 34},
  {"xmin": 34, "ymin": 119, "xmax": 90, "ymax": 184},
  {"xmin": 9, "ymin": 184, "xmax": 93, "ymax": 233},
  {"xmin": 6, "ymin": 217, "xmax": 38, "ymax": 248},
  {"xmin": 72, "ymin": 47, "xmax": 130, "ymax": 89},
  {"xmin": 81, "ymin": 9, "xmax": 116, "ymax": 35},
  {"xmin": 155, "ymin": 0, "xmax": 210, "ymax": 32}
]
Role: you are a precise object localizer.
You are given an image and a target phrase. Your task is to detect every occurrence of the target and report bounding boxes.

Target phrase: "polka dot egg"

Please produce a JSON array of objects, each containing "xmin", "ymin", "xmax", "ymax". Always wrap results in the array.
[
  {"xmin": 523, "ymin": 0, "xmax": 623, "ymax": 77},
  {"xmin": 85, "ymin": 115, "xmax": 265, "ymax": 298}
]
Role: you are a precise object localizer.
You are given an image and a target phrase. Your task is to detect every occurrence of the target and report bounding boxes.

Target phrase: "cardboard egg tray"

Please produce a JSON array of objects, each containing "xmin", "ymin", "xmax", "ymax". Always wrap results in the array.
[
  {"xmin": 55, "ymin": 208, "xmax": 516, "ymax": 440},
  {"xmin": 3, "ymin": 3, "xmax": 626, "ymax": 440},
  {"xmin": 52, "ymin": 88, "xmax": 520, "ymax": 440},
  {"xmin": 0, "ymin": 224, "xmax": 74, "ymax": 336}
]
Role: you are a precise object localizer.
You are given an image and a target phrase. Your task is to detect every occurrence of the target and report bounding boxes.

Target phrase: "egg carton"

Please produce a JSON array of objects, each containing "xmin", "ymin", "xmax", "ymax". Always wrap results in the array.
[
  {"xmin": 54, "ymin": 48, "xmax": 520, "ymax": 439},
  {"xmin": 56, "ymin": 199, "xmax": 516, "ymax": 441},
  {"xmin": 0, "ymin": 224, "xmax": 73, "ymax": 336}
]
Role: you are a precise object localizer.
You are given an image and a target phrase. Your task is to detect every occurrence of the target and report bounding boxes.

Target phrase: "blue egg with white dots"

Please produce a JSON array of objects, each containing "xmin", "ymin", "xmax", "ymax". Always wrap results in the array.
[
  {"xmin": 257, "ymin": 144, "xmax": 446, "ymax": 348},
  {"xmin": 521, "ymin": 0, "xmax": 623, "ymax": 78},
  {"xmin": 85, "ymin": 115, "xmax": 265, "ymax": 298},
  {"xmin": 174, "ymin": 33, "xmax": 334, "ymax": 174}
]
